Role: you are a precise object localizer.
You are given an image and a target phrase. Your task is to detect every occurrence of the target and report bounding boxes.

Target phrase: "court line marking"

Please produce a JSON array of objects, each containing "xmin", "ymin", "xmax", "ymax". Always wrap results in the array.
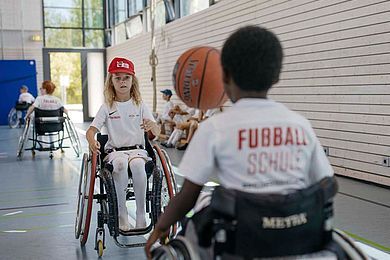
[{"xmin": 0, "ymin": 202, "xmax": 68, "ymax": 211}]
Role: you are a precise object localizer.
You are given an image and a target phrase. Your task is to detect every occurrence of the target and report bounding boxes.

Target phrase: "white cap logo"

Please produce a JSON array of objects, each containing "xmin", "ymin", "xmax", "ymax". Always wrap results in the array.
[{"xmin": 117, "ymin": 61, "xmax": 129, "ymax": 69}]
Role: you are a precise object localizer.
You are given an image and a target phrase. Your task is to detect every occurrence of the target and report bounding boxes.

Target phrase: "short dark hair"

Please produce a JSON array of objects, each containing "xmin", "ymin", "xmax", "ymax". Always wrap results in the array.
[{"xmin": 221, "ymin": 26, "xmax": 283, "ymax": 91}]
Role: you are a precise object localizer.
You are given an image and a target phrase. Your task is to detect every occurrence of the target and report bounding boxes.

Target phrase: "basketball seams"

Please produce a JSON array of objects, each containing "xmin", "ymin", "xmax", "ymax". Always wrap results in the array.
[
  {"xmin": 197, "ymin": 48, "xmax": 214, "ymax": 108},
  {"xmin": 176, "ymin": 47, "xmax": 202, "ymax": 100}
]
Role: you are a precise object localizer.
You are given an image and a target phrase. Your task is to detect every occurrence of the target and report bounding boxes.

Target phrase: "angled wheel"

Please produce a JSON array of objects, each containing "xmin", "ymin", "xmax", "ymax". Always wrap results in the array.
[
  {"xmin": 100, "ymin": 166, "xmax": 119, "ymax": 237},
  {"xmin": 152, "ymin": 145, "xmax": 179, "ymax": 238},
  {"xmin": 75, "ymin": 152, "xmax": 97, "ymax": 246},
  {"xmin": 65, "ymin": 116, "xmax": 81, "ymax": 157},
  {"xmin": 169, "ymin": 236, "xmax": 200, "ymax": 260},
  {"xmin": 8, "ymin": 108, "xmax": 19, "ymax": 128},
  {"xmin": 17, "ymin": 118, "xmax": 31, "ymax": 159},
  {"xmin": 75, "ymin": 153, "xmax": 88, "ymax": 239}
]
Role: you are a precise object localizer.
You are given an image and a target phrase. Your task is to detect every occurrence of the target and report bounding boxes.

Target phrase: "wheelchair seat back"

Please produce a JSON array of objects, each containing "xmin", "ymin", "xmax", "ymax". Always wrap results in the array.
[
  {"xmin": 15, "ymin": 101, "xmax": 30, "ymax": 111},
  {"xmin": 34, "ymin": 108, "xmax": 65, "ymax": 135},
  {"xmin": 97, "ymin": 133, "xmax": 155, "ymax": 177},
  {"xmin": 194, "ymin": 177, "xmax": 338, "ymax": 259}
]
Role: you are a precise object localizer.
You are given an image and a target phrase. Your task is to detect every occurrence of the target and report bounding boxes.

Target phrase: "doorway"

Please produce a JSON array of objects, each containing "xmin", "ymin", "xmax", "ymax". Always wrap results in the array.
[{"xmin": 43, "ymin": 49, "xmax": 105, "ymax": 123}]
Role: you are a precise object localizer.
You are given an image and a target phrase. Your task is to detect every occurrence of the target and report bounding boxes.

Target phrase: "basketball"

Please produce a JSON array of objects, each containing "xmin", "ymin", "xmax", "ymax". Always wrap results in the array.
[{"xmin": 173, "ymin": 46, "xmax": 228, "ymax": 110}]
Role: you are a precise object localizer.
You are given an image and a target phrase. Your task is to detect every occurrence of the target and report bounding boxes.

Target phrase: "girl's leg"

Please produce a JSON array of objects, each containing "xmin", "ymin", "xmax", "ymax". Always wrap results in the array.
[
  {"xmin": 129, "ymin": 158, "xmax": 147, "ymax": 228},
  {"xmin": 111, "ymin": 156, "xmax": 131, "ymax": 231}
]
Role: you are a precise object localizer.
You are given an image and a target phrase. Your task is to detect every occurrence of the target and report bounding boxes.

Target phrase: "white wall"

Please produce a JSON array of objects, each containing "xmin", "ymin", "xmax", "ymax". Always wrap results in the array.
[
  {"xmin": 0, "ymin": 0, "xmax": 43, "ymax": 88},
  {"xmin": 107, "ymin": 0, "xmax": 390, "ymax": 186}
]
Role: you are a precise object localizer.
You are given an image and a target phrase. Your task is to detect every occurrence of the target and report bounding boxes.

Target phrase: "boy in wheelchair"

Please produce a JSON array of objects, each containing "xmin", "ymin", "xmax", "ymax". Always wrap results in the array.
[
  {"xmin": 86, "ymin": 57, "xmax": 160, "ymax": 231},
  {"xmin": 145, "ymin": 26, "xmax": 364, "ymax": 259}
]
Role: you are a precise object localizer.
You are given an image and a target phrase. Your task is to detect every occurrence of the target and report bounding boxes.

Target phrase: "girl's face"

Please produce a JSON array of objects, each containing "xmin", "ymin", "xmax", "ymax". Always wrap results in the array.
[{"xmin": 112, "ymin": 72, "xmax": 133, "ymax": 97}]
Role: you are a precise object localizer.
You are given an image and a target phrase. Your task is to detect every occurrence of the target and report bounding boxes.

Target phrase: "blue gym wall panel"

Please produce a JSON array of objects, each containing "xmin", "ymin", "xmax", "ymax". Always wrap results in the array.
[{"xmin": 0, "ymin": 60, "xmax": 38, "ymax": 125}]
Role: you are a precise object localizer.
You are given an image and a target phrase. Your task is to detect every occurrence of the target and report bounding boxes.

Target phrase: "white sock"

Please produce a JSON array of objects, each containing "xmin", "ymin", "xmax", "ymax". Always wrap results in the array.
[
  {"xmin": 112, "ymin": 156, "xmax": 131, "ymax": 231},
  {"xmin": 129, "ymin": 158, "xmax": 147, "ymax": 228},
  {"xmin": 169, "ymin": 129, "xmax": 183, "ymax": 145}
]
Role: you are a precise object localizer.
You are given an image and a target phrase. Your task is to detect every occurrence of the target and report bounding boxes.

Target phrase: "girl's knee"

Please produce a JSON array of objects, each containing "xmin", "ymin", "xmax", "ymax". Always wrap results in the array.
[{"xmin": 113, "ymin": 157, "xmax": 128, "ymax": 172}]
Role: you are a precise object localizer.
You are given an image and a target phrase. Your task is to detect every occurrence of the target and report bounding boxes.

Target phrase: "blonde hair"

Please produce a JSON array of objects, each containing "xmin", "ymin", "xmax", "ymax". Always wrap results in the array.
[{"xmin": 104, "ymin": 73, "xmax": 142, "ymax": 108}]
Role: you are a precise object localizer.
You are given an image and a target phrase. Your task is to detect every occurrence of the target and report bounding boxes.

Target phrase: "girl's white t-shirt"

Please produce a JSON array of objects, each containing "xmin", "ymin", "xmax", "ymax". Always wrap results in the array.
[
  {"xmin": 33, "ymin": 95, "xmax": 63, "ymax": 110},
  {"xmin": 90, "ymin": 100, "xmax": 155, "ymax": 150}
]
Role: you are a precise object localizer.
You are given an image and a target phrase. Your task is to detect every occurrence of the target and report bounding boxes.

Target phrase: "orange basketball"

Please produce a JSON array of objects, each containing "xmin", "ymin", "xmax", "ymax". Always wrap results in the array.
[{"xmin": 173, "ymin": 46, "xmax": 228, "ymax": 110}]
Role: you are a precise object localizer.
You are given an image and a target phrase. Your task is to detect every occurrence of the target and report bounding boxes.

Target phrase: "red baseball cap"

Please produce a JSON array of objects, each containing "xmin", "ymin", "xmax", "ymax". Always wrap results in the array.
[{"xmin": 108, "ymin": 57, "xmax": 135, "ymax": 75}]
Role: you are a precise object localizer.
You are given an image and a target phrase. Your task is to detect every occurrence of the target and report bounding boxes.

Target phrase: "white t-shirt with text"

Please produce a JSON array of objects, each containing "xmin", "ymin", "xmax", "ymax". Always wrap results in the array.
[
  {"xmin": 33, "ymin": 95, "xmax": 63, "ymax": 110},
  {"xmin": 90, "ymin": 100, "xmax": 155, "ymax": 151},
  {"xmin": 179, "ymin": 98, "xmax": 333, "ymax": 194}
]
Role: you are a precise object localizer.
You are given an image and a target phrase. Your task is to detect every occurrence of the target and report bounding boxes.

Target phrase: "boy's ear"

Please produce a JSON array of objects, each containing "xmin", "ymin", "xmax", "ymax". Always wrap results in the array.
[{"xmin": 222, "ymin": 69, "xmax": 231, "ymax": 84}]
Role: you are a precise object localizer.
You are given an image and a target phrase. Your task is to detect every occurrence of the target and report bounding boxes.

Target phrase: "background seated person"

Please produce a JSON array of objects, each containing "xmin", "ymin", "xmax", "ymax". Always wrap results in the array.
[
  {"xmin": 176, "ymin": 107, "xmax": 223, "ymax": 150},
  {"xmin": 145, "ymin": 26, "xmax": 334, "ymax": 258},
  {"xmin": 156, "ymin": 89, "xmax": 175, "ymax": 137},
  {"xmin": 18, "ymin": 85, "xmax": 35, "ymax": 106},
  {"xmin": 161, "ymin": 106, "xmax": 199, "ymax": 148}
]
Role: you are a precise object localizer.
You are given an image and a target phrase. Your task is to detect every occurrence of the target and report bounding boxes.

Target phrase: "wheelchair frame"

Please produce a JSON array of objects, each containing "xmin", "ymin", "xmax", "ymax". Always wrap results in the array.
[
  {"xmin": 8, "ymin": 102, "xmax": 30, "ymax": 129},
  {"xmin": 16, "ymin": 108, "xmax": 81, "ymax": 159},
  {"xmin": 151, "ymin": 177, "xmax": 370, "ymax": 260},
  {"xmin": 74, "ymin": 137, "xmax": 178, "ymax": 257}
]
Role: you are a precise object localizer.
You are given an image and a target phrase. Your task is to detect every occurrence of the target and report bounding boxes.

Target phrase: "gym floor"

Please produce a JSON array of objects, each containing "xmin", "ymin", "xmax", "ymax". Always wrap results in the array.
[{"xmin": 0, "ymin": 124, "xmax": 389, "ymax": 259}]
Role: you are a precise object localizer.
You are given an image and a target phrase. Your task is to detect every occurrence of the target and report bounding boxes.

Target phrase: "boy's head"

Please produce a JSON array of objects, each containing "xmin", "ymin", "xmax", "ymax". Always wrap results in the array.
[
  {"xmin": 20, "ymin": 85, "xmax": 28, "ymax": 93},
  {"xmin": 41, "ymin": 80, "xmax": 56, "ymax": 94},
  {"xmin": 160, "ymin": 89, "xmax": 172, "ymax": 100},
  {"xmin": 221, "ymin": 26, "xmax": 283, "ymax": 96}
]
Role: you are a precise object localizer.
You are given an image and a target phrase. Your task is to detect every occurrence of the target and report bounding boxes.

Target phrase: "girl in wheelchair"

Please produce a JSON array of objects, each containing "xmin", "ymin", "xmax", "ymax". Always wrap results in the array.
[
  {"xmin": 145, "ymin": 26, "xmax": 367, "ymax": 259},
  {"xmin": 25, "ymin": 80, "xmax": 68, "ymax": 119},
  {"xmin": 86, "ymin": 57, "xmax": 160, "ymax": 231}
]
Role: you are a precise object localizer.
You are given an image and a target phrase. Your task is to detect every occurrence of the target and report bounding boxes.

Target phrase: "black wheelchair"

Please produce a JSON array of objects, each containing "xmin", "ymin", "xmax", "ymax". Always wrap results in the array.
[
  {"xmin": 152, "ymin": 177, "xmax": 370, "ymax": 260},
  {"xmin": 74, "ymin": 133, "xmax": 179, "ymax": 257},
  {"xmin": 16, "ymin": 107, "xmax": 81, "ymax": 159},
  {"xmin": 8, "ymin": 101, "xmax": 31, "ymax": 128}
]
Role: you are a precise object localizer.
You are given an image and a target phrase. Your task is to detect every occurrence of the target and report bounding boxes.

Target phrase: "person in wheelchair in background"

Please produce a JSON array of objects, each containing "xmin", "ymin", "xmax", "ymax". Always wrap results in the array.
[
  {"xmin": 25, "ymin": 80, "xmax": 68, "ymax": 119},
  {"xmin": 8, "ymin": 85, "xmax": 35, "ymax": 128},
  {"xmin": 86, "ymin": 57, "xmax": 160, "ymax": 231},
  {"xmin": 145, "ymin": 26, "xmax": 342, "ymax": 259}
]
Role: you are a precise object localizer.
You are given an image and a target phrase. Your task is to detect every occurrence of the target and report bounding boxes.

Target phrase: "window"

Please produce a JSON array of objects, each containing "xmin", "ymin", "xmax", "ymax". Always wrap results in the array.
[
  {"xmin": 114, "ymin": 0, "xmax": 127, "ymax": 24},
  {"xmin": 43, "ymin": 0, "xmax": 104, "ymax": 48},
  {"xmin": 114, "ymin": 23, "xmax": 127, "ymax": 44},
  {"xmin": 125, "ymin": 16, "xmax": 143, "ymax": 39},
  {"xmin": 180, "ymin": 0, "xmax": 209, "ymax": 17},
  {"xmin": 129, "ymin": 0, "xmax": 144, "ymax": 16}
]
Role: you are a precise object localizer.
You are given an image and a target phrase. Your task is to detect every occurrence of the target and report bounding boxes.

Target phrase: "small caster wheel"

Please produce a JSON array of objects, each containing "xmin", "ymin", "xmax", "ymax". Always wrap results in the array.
[
  {"xmin": 97, "ymin": 240, "xmax": 104, "ymax": 257},
  {"xmin": 49, "ymin": 153, "xmax": 53, "ymax": 159},
  {"xmin": 32, "ymin": 150, "xmax": 35, "ymax": 157},
  {"xmin": 61, "ymin": 149, "xmax": 65, "ymax": 154}
]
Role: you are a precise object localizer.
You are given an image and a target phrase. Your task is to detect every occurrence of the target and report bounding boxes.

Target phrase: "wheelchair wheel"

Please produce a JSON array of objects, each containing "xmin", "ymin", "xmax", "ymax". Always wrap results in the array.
[
  {"xmin": 75, "ymin": 153, "xmax": 88, "ymax": 239},
  {"xmin": 8, "ymin": 108, "xmax": 19, "ymax": 129},
  {"xmin": 65, "ymin": 116, "xmax": 81, "ymax": 157},
  {"xmin": 17, "ymin": 118, "xmax": 31, "ymax": 159},
  {"xmin": 169, "ymin": 236, "xmax": 200, "ymax": 260},
  {"xmin": 75, "ymin": 152, "xmax": 97, "ymax": 246},
  {"xmin": 100, "ymin": 166, "xmax": 119, "ymax": 237},
  {"xmin": 151, "ymin": 245, "xmax": 177, "ymax": 260},
  {"xmin": 152, "ymin": 145, "xmax": 179, "ymax": 238}
]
